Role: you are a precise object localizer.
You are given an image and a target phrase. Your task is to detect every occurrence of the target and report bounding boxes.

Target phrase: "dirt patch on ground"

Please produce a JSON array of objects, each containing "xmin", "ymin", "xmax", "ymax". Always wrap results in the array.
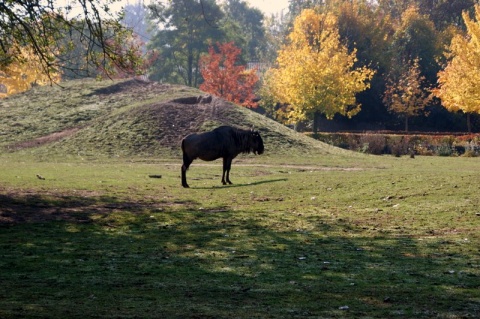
[
  {"xmin": 138, "ymin": 95, "xmax": 233, "ymax": 148},
  {"xmin": 93, "ymin": 79, "xmax": 230, "ymax": 149},
  {"xmin": 9, "ymin": 127, "xmax": 81, "ymax": 150}
]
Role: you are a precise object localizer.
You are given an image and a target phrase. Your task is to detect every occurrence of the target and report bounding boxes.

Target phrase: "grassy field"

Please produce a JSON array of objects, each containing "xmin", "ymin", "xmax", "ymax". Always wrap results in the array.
[
  {"xmin": 1, "ymin": 79, "xmax": 479, "ymax": 317},
  {"xmin": 1, "ymin": 152, "xmax": 479, "ymax": 318}
]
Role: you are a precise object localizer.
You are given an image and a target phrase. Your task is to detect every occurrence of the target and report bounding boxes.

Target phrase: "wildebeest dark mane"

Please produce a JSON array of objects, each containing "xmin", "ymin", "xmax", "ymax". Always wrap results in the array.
[{"xmin": 230, "ymin": 127, "xmax": 256, "ymax": 154}]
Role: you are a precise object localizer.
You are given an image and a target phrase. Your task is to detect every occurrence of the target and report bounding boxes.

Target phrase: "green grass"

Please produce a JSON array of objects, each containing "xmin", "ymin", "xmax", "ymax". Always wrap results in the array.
[
  {"xmin": 1, "ymin": 153, "xmax": 480, "ymax": 318},
  {"xmin": 1, "ymin": 78, "xmax": 479, "ymax": 317},
  {"xmin": 0, "ymin": 79, "xmax": 200, "ymax": 153}
]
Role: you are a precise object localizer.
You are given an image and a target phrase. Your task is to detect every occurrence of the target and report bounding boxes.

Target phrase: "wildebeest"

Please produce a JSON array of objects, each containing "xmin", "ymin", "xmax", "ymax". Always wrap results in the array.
[{"xmin": 181, "ymin": 126, "xmax": 264, "ymax": 188}]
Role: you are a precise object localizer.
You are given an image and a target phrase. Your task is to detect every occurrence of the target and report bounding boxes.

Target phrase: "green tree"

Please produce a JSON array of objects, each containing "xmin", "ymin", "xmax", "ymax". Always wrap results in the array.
[
  {"xmin": 147, "ymin": 0, "xmax": 225, "ymax": 86},
  {"xmin": 266, "ymin": 9, "xmax": 374, "ymax": 132},
  {"xmin": 376, "ymin": 0, "xmax": 416, "ymax": 19},
  {"xmin": 334, "ymin": 1, "xmax": 395, "ymax": 126},
  {"xmin": 262, "ymin": 10, "xmax": 292, "ymax": 65},
  {"xmin": 412, "ymin": 0, "xmax": 476, "ymax": 30},
  {"xmin": 433, "ymin": 5, "xmax": 480, "ymax": 132},
  {"xmin": 221, "ymin": 0, "xmax": 267, "ymax": 62}
]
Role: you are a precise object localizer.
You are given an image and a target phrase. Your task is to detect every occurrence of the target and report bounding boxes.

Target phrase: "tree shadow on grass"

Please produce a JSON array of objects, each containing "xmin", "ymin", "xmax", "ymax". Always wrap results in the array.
[
  {"xmin": 0, "ymin": 193, "xmax": 197, "ymax": 224},
  {"xmin": 0, "ymin": 192, "xmax": 479, "ymax": 318}
]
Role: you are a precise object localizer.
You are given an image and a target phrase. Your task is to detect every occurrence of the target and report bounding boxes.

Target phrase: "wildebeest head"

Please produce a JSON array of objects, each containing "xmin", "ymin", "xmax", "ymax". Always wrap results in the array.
[{"xmin": 250, "ymin": 130, "xmax": 264, "ymax": 155}]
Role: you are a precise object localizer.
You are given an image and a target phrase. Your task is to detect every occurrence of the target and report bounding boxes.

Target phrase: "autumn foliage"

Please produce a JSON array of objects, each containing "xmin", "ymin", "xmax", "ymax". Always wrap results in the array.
[
  {"xmin": 383, "ymin": 58, "xmax": 432, "ymax": 132},
  {"xmin": 200, "ymin": 42, "xmax": 259, "ymax": 108},
  {"xmin": 97, "ymin": 32, "xmax": 158, "ymax": 80},
  {"xmin": 433, "ymin": 4, "xmax": 480, "ymax": 132},
  {"xmin": 0, "ymin": 43, "xmax": 61, "ymax": 98},
  {"xmin": 265, "ymin": 9, "xmax": 374, "ymax": 128}
]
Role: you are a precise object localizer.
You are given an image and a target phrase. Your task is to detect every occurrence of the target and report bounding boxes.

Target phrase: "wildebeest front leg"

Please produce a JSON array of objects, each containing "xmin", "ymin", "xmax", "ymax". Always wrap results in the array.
[{"xmin": 222, "ymin": 157, "xmax": 233, "ymax": 185}]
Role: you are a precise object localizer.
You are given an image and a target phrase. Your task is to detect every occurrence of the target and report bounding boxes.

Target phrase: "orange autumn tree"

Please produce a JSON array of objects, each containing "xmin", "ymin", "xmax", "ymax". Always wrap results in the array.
[{"xmin": 200, "ymin": 42, "xmax": 259, "ymax": 108}]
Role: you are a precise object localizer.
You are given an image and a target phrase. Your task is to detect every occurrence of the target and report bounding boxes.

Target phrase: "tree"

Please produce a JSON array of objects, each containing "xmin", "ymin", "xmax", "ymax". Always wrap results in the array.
[
  {"xmin": 376, "ymin": 0, "xmax": 417, "ymax": 19},
  {"xmin": 433, "ymin": 5, "xmax": 480, "ymax": 132},
  {"xmin": 0, "ymin": 0, "xmax": 135, "ymax": 79},
  {"xmin": 0, "ymin": 43, "xmax": 61, "ymax": 97},
  {"xmin": 200, "ymin": 42, "xmax": 258, "ymax": 107},
  {"xmin": 390, "ymin": 6, "xmax": 441, "ymax": 83},
  {"xmin": 122, "ymin": 1, "xmax": 153, "ymax": 54},
  {"xmin": 266, "ymin": 9, "xmax": 374, "ymax": 132},
  {"xmin": 413, "ymin": 0, "xmax": 476, "ymax": 30},
  {"xmin": 147, "ymin": 0, "xmax": 225, "ymax": 86},
  {"xmin": 383, "ymin": 58, "xmax": 431, "ymax": 132},
  {"xmin": 221, "ymin": 0, "xmax": 267, "ymax": 62},
  {"xmin": 334, "ymin": 1, "xmax": 395, "ymax": 127},
  {"xmin": 96, "ymin": 33, "xmax": 158, "ymax": 79},
  {"xmin": 263, "ymin": 11, "xmax": 290, "ymax": 64}
]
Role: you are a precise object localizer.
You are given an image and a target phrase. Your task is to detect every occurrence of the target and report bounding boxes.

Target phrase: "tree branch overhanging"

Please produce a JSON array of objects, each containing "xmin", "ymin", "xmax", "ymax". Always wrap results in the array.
[{"xmin": 0, "ymin": 0, "xmax": 130, "ymax": 80}]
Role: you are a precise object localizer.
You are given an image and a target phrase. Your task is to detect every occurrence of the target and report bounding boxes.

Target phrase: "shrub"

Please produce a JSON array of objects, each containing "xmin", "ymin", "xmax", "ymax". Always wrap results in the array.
[
  {"xmin": 309, "ymin": 132, "xmax": 480, "ymax": 156},
  {"xmin": 462, "ymin": 140, "xmax": 479, "ymax": 157},
  {"xmin": 358, "ymin": 134, "xmax": 386, "ymax": 155},
  {"xmin": 388, "ymin": 136, "xmax": 410, "ymax": 157},
  {"xmin": 436, "ymin": 144, "xmax": 455, "ymax": 156}
]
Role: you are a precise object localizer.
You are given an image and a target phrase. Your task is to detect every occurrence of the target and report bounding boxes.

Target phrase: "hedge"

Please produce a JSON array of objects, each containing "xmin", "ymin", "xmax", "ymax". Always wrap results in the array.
[{"xmin": 306, "ymin": 132, "xmax": 480, "ymax": 157}]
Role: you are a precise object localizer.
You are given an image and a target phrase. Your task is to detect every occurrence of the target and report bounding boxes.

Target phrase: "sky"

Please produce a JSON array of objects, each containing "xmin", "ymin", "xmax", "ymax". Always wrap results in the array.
[
  {"xmin": 56, "ymin": 0, "xmax": 290, "ymax": 21},
  {"xmin": 58, "ymin": 0, "xmax": 290, "ymax": 16},
  {"xmin": 244, "ymin": 0, "xmax": 289, "ymax": 16}
]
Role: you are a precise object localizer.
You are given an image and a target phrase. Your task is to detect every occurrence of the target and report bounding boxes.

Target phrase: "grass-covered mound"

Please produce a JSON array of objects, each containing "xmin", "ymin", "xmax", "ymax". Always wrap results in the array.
[{"xmin": 1, "ymin": 78, "xmax": 342, "ymax": 158}]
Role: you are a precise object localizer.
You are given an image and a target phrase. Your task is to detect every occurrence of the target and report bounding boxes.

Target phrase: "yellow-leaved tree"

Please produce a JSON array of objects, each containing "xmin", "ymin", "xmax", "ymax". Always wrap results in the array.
[
  {"xmin": 265, "ymin": 9, "xmax": 374, "ymax": 132},
  {"xmin": 0, "ymin": 43, "xmax": 61, "ymax": 98},
  {"xmin": 383, "ymin": 58, "xmax": 432, "ymax": 132},
  {"xmin": 433, "ymin": 5, "xmax": 480, "ymax": 132}
]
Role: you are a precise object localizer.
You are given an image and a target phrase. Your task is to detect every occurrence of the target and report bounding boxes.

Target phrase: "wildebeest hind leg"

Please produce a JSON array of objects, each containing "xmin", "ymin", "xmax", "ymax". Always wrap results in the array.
[
  {"xmin": 181, "ymin": 158, "xmax": 192, "ymax": 188},
  {"xmin": 222, "ymin": 157, "xmax": 233, "ymax": 185}
]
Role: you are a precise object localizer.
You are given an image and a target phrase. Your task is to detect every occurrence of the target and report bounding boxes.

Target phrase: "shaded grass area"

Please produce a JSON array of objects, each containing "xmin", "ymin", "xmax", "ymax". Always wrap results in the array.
[{"xmin": 1, "ymin": 156, "xmax": 480, "ymax": 318}]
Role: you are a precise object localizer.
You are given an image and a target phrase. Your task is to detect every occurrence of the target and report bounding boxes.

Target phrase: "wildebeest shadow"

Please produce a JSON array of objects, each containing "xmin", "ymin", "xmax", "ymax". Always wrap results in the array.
[{"xmin": 190, "ymin": 178, "xmax": 288, "ymax": 189}]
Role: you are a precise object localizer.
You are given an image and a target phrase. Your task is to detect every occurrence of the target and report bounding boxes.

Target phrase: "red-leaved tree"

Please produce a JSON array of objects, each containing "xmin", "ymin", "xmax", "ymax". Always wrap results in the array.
[{"xmin": 200, "ymin": 42, "xmax": 259, "ymax": 108}]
